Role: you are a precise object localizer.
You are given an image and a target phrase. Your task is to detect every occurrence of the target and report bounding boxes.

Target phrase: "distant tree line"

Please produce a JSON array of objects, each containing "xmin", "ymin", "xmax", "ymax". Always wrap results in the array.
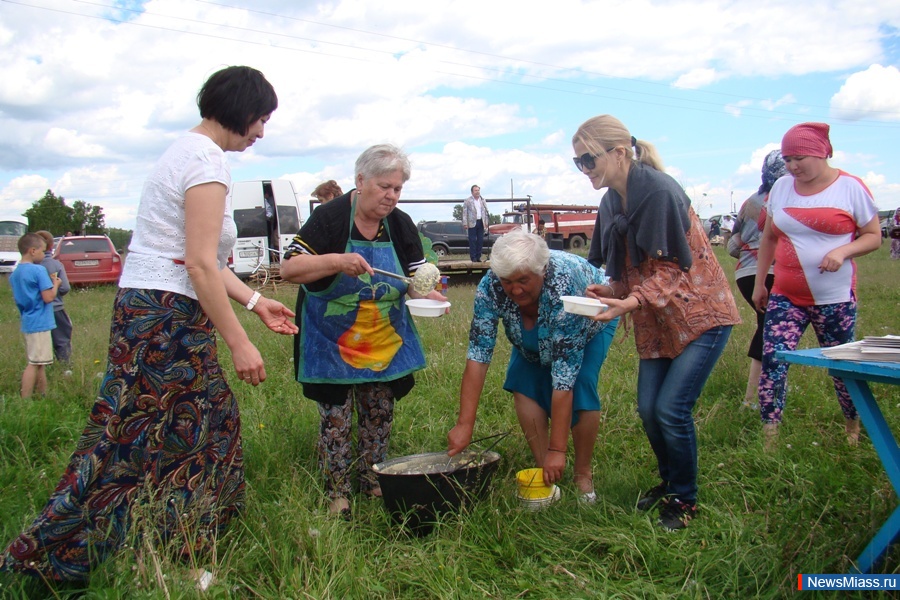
[{"xmin": 22, "ymin": 189, "xmax": 132, "ymax": 251}]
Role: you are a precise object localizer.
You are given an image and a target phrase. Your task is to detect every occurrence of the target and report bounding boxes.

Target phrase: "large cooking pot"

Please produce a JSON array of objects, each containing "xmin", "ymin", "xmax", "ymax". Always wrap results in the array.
[{"xmin": 373, "ymin": 449, "xmax": 501, "ymax": 535}]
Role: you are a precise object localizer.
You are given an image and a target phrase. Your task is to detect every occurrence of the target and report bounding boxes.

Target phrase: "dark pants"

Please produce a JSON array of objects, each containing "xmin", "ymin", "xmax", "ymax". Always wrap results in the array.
[
  {"xmin": 736, "ymin": 274, "xmax": 773, "ymax": 361},
  {"xmin": 467, "ymin": 220, "xmax": 485, "ymax": 262},
  {"xmin": 51, "ymin": 308, "xmax": 73, "ymax": 363}
]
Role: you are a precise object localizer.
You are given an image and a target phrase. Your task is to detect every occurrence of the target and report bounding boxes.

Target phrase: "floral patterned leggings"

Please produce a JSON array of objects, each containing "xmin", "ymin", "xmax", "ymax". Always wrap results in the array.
[
  {"xmin": 758, "ymin": 293, "xmax": 857, "ymax": 424},
  {"xmin": 317, "ymin": 383, "xmax": 395, "ymax": 499}
]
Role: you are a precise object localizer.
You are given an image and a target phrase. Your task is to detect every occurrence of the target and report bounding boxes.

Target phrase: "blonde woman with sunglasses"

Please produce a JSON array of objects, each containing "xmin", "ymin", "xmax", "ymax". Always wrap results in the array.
[{"xmin": 573, "ymin": 114, "xmax": 740, "ymax": 531}]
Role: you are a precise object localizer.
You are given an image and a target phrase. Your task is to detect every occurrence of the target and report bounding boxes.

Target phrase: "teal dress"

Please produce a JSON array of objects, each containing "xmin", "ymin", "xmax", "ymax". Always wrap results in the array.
[{"xmin": 504, "ymin": 316, "xmax": 616, "ymax": 425}]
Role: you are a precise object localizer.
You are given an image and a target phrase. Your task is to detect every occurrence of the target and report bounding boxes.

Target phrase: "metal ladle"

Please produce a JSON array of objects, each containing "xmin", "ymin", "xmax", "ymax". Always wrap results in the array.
[
  {"xmin": 370, "ymin": 267, "xmax": 415, "ymax": 285},
  {"xmin": 371, "ymin": 263, "xmax": 441, "ymax": 295},
  {"xmin": 446, "ymin": 430, "xmax": 511, "ymax": 471}
]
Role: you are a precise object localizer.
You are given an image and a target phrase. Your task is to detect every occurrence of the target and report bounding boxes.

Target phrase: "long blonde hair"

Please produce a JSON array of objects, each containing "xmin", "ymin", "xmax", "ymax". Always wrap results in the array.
[{"xmin": 572, "ymin": 114, "xmax": 664, "ymax": 171}]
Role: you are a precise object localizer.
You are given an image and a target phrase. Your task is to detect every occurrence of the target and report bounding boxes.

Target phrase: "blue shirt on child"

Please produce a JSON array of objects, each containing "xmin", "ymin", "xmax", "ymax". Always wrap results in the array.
[{"xmin": 10, "ymin": 262, "xmax": 56, "ymax": 334}]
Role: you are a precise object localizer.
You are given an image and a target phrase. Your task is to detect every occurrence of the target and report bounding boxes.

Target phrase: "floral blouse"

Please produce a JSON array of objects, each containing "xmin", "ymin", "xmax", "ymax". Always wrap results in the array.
[
  {"xmin": 467, "ymin": 251, "xmax": 615, "ymax": 392},
  {"xmin": 623, "ymin": 209, "xmax": 741, "ymax": 359}
]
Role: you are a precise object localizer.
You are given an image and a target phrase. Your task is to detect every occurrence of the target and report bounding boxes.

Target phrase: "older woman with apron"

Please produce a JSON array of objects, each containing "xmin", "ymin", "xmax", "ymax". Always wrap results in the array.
[{"xmin": 281, "ymin": 144, "xmax": 446, "ymax": 518}]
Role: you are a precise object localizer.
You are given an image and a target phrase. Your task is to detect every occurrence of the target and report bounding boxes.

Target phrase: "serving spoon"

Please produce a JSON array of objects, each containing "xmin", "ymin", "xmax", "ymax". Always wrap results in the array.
[{"xmin": 370, "ymin": 263, "xmax": 441, "ymax": 295}]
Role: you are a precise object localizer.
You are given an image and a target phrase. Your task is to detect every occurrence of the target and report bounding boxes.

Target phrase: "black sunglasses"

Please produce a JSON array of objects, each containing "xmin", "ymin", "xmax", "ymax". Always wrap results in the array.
[{"xmin": 573, "ymin": 148, "xmax": 615, "ymax": 171}]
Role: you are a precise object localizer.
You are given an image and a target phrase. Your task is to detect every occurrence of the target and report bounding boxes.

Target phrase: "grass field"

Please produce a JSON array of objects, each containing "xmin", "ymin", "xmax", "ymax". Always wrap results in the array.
[{"xmin": 0, "ymin": 244, "xmax": 898, "ymax": 599}]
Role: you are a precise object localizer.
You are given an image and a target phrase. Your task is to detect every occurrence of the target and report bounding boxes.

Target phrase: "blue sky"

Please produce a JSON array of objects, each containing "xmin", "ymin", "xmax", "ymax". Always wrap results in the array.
[{"xmin": 2, "ymin": 0, "xmax": 899, "ymax": 229}]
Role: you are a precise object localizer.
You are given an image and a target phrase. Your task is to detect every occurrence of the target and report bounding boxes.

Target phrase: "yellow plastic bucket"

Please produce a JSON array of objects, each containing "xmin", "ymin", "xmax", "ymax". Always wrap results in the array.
[{"xmin": 516, "ymin": 468, "xmax": 554, "ymax": 499}]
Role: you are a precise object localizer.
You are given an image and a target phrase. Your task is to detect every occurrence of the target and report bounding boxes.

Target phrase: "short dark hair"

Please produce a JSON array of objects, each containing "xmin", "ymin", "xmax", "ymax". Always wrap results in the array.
[
  {"xmin": 17, "ymin": 232, "xmax": 44, "ymax": 255},
  {"xmin": 197, "ymin": 66, "xmax": 278, "ymax": 136},
  {"xmin": 471, "ymin": 184, "xmax": 479, "ymax": 193}
]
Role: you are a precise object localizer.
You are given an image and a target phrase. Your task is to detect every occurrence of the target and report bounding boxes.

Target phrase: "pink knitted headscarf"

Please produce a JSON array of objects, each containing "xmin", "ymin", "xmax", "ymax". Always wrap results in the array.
[{"xmin": 781, "ymin": 122, "xmax": 833, "ymax": 158}]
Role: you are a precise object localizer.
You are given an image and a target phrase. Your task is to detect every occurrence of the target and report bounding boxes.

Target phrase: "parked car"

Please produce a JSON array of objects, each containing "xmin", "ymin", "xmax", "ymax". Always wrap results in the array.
[
  {"xmin": 417, "ymin": 221, "xmax": 495, "ymax": 258},
  {"xmin": 54, "ymin": 235, "xmax": 123, "ymax": 285},
  {"xmin": 0, "ymin": 217, "xmax": 28, "ymax": 275}
]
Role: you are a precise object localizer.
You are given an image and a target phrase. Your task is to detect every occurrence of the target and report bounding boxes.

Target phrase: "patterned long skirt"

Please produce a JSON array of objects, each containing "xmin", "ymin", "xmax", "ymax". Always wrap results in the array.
[{"xmin": 1, "ymin": 288, "xmax": 244, "ymax": 582}]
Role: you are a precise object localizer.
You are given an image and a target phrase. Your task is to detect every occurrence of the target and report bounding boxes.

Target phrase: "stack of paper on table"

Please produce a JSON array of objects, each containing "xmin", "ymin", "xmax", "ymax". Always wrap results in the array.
[{"xmin": 821, "ymin": 335, "xmax": 900, "ymax": 362}]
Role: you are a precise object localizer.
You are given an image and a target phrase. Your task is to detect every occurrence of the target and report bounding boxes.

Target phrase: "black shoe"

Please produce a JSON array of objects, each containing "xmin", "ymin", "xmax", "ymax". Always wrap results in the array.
[
  {"xmin": 657, "ymin": 498, "xmax": 697, "ymax": 531},
  {"xmin": 636, "ymin": 482, "xmax": 668, "ymax": 511}
]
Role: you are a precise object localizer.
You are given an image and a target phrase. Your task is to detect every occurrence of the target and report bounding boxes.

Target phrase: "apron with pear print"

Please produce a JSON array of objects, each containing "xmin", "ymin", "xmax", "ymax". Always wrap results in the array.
[{"xmin": 297, "ymin": 198, "xmax": 426, "ymax": 384}]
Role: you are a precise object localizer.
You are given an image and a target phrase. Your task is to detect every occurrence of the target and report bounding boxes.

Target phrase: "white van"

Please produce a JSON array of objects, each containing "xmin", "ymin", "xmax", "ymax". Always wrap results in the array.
[
  {"xmin": 229, "ymin": 180, "xmax": 302, "ymax": 279},
  {"xmin": 0, "ymin": 215, "xmax": 29, "ymax": 274}
]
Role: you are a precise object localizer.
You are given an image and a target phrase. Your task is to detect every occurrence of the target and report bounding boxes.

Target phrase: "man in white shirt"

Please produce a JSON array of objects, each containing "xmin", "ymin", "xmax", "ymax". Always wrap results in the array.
[{"xmin": 462, "ymin": 184, "xmax": 490, "ymax": 262}]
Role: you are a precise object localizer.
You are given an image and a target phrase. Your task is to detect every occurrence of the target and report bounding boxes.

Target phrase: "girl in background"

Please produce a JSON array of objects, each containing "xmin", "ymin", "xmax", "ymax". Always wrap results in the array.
[{"xmin": 727, "ymin": 150, "xmax": 787, "ymax": 407}]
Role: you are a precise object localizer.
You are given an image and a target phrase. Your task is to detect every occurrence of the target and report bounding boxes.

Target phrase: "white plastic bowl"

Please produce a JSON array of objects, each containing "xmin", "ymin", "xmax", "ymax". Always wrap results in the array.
[
  {"xmin": 406, "ymin": 299, "xmax": 451, "ymax": 318},
  {"xmin": 517, "ymin": 485, "xmax": 561, "ymax": 511},
  {"xmin": 560, "ymin": 295, "xmax": 608, "ymax": 317}
]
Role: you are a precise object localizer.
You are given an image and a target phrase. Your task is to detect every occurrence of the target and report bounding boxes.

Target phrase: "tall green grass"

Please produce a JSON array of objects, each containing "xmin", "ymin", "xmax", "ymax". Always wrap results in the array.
[{"xmin": 0, "ymin": 244, "xmax": 898, "ymax": 599}]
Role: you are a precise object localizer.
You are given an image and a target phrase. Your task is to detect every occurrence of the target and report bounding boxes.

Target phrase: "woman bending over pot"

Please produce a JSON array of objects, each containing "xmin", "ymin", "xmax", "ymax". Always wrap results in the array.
[{"xmin": 448, "ymin": 230, "xmax": 618, "ymax": 503}]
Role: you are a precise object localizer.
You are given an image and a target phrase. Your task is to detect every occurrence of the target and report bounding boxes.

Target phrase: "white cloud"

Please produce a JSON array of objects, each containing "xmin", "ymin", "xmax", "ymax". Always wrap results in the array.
[
  {"xmin": 44, "ymin": 128, "xmax": 108, "ymax": 159},
  {"xmin": 3, "ymin": 0, "xmax": 900, "ymax": 226},
  {"xmin": 724, "ymin": 100, "xmax": 753, "ymax": 118},
  {"xmin": 760, "ymin": 94, "xmax": 796, "ymax": 111},
  {"xmin": 862, "ymin": 171, "xmax": 886, "ymax": 186},
  {"xmin": 725, "ymin": 94, "xmax": 798, "ymax": 119},
  {"xmin": 860, "ymin": 172, "xmax": 900, "ymax": 211},
  {"xmin": 831, "ymin": 64, "xmax": 900, "ymax": 121},
  {"xmin": 0, "ymin": 175, "xmax": 52, "ymax": 218},
  {"xmin": 673, "ymin": 68, "xmax": 719, "ymax": 90},
  {"xmin": 737, "ymin": 143, "xmax": 781, "ymax": 175}
]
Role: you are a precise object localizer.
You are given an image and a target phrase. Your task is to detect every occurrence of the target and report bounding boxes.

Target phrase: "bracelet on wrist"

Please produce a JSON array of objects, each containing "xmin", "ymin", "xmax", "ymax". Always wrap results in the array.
[{"xmin": 245, "ymin": 291, "xmax": 262, "ymax": 311}]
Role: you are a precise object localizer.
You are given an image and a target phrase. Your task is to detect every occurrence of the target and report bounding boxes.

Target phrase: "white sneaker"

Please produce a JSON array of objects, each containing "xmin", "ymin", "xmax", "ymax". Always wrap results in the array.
[{"xmin": 579, "ymin": 490, "xmax": 597, "ymax": 504}]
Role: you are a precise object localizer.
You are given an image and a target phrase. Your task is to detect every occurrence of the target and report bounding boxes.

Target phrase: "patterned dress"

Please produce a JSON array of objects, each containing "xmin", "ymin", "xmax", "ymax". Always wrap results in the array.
[{"xmin": 1, "ymin": 284, "xmax": 244, "ymax": 582}]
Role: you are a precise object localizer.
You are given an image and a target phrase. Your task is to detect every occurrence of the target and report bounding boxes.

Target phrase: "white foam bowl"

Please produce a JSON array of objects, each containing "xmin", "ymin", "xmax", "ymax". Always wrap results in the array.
[
  {"xmin": 517, "ymin": 485, "xmax": 561, "ymax": 511},
  {"xmin": 560, "ymin": 295, "xmax": 608, "ymax": 317},
  {"xmin": 406, "ymin": 299, "xmax": 451, "ymax": 318}
]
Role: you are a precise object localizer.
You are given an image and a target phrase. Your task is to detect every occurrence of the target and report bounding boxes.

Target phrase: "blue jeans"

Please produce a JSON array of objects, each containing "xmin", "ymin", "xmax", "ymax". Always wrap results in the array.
[
  {"xmin": 636, "ymin": 326, "xmax": 732, "ymax": 503},
  {"xmin": 467, "ymin": 220, "xmax": 484, "ymax": 262}
]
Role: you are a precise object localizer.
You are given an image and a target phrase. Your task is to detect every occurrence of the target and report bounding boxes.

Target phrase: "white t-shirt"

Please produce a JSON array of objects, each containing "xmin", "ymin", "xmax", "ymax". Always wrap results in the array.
[
  {"xmin": 721, "ymin": 214, "xmax": 735, "ymax": 232},
  {"xmin": 768, "ymin": 171, "xmax": 877, "ymax": 306},
  {"xmin": 119, "ymin": 133, "xmax": 237, "ymax": 300}
]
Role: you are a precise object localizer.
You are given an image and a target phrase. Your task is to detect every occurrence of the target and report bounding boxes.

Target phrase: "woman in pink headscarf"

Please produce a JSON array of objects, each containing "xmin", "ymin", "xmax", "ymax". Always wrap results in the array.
[{"xmin": 752, "ymin": 123, "xmax": 882, "ymax": 448}]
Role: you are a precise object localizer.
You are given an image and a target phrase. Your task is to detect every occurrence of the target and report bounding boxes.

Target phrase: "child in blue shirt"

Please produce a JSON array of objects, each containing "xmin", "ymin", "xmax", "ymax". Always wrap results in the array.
[{"xmin": 10, "ymin": 232, "xmax": 62, "ymax": 398}]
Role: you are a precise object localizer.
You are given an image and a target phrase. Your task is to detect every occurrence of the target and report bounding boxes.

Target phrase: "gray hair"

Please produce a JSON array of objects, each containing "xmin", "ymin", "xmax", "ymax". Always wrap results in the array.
[
  {"xmin": 355, "ymin": 144, "xmax": 411, "ymax": 182},
  {"xmin": 490, "ymin": 230, "xmax": 550, "ymax": 279}
]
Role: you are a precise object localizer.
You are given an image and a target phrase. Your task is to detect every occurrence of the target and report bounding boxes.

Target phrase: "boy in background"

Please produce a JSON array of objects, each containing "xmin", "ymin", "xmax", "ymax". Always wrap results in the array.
[
  {"xmin": 35, "ymin": 231, "xmax": 73, "ymax": 369},
  {"xmin": 10, "ymin": 232, "xmax": 62, "ymax": 398}
]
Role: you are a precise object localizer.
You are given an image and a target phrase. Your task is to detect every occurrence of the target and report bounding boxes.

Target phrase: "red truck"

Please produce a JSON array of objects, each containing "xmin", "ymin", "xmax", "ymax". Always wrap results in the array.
[{"xmin": 488, "ymin": 203, "xmax": 598, "ymax": 250}]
